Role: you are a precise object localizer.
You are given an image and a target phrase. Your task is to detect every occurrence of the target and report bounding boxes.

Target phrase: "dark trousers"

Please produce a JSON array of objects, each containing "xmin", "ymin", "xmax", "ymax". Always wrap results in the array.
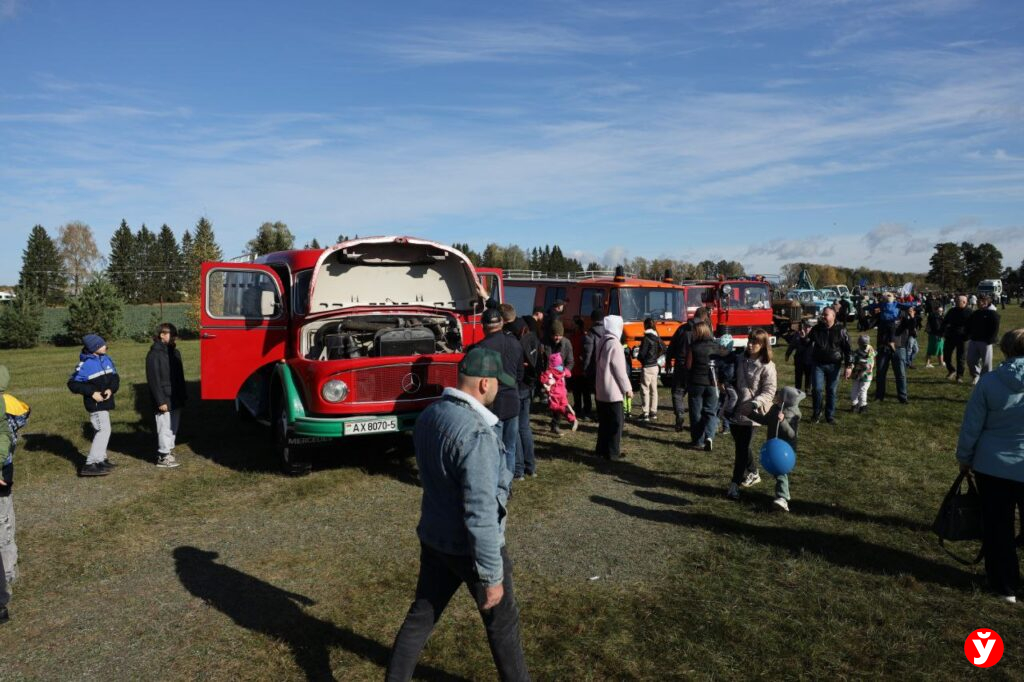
[
  {"xmin": 516, "ymin": 390, "xmax": 536, "ymax": 476},
  {"xmin": 812, "ymin": 362, "xmax": 841, "ymax": 421},
  {"xmin": 572, "ymin": 377, "xmax": 593, "ymax": 418},
  {"xmin": 975, "ymin": 472, "xmax": 1024, "ymax": 598},
  {"xmin": 731, "ymin": 423, "xmax": 756, "ymax": 484},
  {"xmin": 595, "ymin": 400, "xmax": 624, "ymax": 460},
  {"xmin": 874, "ymin": 346, "xmax": 908, "ymax": 401},
  {"xmin": 387, "ymin": 543, "xmax": 529, "ymax": 682},
  {"xmin": 944, "ymin": 337, "xmax": 965, "ymax": 378},
  {"xmin": 794, "ymin": 361, "xmax": 813, "ymax": 392},
  {"xmin": 671, "ymin": 370, "xmax": 687, "ymax": 423},
  {"xmin": 687, "ymin": 384, "xmax": 719, "ymax": 446}
]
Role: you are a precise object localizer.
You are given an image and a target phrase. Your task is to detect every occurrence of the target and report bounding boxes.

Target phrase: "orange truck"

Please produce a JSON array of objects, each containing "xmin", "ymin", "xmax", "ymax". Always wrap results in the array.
[{"xmin": 502, "ymin": 267, "xmax": 697, "ymax": 381}]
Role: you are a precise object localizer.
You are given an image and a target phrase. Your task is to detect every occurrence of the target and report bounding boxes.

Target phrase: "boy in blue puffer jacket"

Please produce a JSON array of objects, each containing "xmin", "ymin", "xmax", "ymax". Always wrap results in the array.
[
  {"xmin": 867, "ymin": 292, "xmax": 917, "ymax": 343},
  {"xmin": 67, "ymin": 334, "xmax": 119, "ymax": 477}
]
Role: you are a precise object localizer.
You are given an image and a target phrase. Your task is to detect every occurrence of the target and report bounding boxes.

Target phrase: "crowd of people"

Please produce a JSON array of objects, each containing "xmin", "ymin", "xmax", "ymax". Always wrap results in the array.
[
  {"xmin": 0, "ymin": 287, "xmax": 1020, "ymax": 677},
  {"xmin": 389, "ymin": 290, "xmax": 1024, "ymax": 678}
]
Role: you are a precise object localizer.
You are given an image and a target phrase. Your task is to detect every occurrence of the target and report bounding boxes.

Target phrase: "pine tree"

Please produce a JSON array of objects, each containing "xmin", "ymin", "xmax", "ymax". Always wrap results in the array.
[
  {"xmin": 135, "ymin": 224, "xmax": 158, "ymax": 303},
  {"xmin": 306, "ymin": 238, "xmax": 321, "ymax": 249},
  {"xmin": 180, "ymin": 230, "xmax": 194, "ymax": 292},
  {"xmin": 186, "ymin": 217, "xmax": 223, "ymax": 331},
  {"xmin": 65, "ymin": 276, "xmax": 125, "ymax": 342},
  {"xmin": 18, "ymin": 225, "xmax": 67, "ymax": 304},
  {"xmin": 107, "ymin": 219, "xmax": 137, "ymax": 302},
  {"xmin": 0, "ymin": 292, "xmax": 43, "ymax": 348},
  {"xmin": 155, "ymin": 224, "xmax": 182, "ymax": 302},
  {"xmin": 927, "ymin": 242, "xmax": 965, "ymax": 291}
]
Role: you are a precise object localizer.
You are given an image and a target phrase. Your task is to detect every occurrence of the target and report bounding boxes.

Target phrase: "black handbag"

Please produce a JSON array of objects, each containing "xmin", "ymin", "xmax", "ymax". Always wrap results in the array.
[{"xmin": 933, "ymin": 471, "xmax": 984, "ymax": 565}]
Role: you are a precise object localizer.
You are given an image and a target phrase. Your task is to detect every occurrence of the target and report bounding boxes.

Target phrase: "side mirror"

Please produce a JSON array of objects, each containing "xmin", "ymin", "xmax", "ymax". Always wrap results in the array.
[{"xmin": 260, "ymin": 290, "xmax": 279, "ymax": 317}]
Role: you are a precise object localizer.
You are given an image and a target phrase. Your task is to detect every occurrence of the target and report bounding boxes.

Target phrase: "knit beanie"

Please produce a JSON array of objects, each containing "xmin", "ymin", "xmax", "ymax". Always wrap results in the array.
[{"xmin": 83, "ymin": 334, "xmax": 106, "ymax": 353}]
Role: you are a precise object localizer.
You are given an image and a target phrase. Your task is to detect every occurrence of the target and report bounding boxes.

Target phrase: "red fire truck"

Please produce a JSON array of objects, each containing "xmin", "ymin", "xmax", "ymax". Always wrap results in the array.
[
  {"xmin": 199, "ymin": 236, "xmax": 492, "ymax": 474},
  {"xmin": 693, "ymin": 276, "xmax": 776, "ymax": 347}
]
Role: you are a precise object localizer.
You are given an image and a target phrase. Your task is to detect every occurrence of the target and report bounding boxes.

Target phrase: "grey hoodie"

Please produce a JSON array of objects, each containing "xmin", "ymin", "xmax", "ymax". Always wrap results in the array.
[{"xmin": 765, "ymin": 387, "xmax": 806, "ymax": 447}]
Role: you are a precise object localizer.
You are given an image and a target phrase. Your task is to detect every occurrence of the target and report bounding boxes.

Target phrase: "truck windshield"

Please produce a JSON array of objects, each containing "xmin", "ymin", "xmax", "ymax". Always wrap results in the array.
[
  {"xmin": 613, "ymin": 287, "xmax": 683, "ymax": 321},
  {"xmin": 726, "ymin": 283, "xmax": 771, "ymax": 310}
]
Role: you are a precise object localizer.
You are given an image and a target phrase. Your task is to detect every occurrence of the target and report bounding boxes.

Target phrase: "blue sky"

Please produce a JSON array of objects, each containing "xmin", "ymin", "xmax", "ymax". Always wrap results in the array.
[{"xmin": 1, "ymin": 0, "xmax": 1022, "ymax": 281}]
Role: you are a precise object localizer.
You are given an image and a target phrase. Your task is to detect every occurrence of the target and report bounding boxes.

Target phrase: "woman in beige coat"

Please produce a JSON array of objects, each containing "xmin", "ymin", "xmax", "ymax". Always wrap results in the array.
[{"xmin": 727, "ymin": 329, "xmax": 777, "ymax": 500}]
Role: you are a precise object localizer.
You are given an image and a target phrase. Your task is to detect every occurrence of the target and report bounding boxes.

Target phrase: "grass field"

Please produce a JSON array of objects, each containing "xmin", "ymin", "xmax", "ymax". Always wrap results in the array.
[
  {"xmin": 2, "ymin": 307, "xmax": 1023, "ymax": 680},
  {"xmin": 38, "ymin": 303, "xmax": 191, "ymax": 343}
]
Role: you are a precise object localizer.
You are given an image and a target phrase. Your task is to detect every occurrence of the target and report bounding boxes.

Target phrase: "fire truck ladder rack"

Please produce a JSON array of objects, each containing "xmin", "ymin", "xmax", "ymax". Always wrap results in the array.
[{"xmin": 503, "ymin": 269, "xmax": 640, "ymax": 281}]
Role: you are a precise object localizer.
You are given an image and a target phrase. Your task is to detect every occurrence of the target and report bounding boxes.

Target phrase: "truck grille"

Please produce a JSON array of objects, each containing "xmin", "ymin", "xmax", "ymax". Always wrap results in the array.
[
  {"xmin": 717, "ymin": 325, "xmax": 772, "ymax": 337},
  {"xmin": 350, "ymin": 362, "xmax": 458, "ymax": 404}
]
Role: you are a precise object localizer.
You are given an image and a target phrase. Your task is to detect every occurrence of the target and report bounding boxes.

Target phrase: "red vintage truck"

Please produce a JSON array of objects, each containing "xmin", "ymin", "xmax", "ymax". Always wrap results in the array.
[
  {"xmin": 692, "ymin": 276, "xmax": 776, "ymax": 348},
  {"xmin": 199, "ymin": 236, "xmax": 496, "ymax": 474}
]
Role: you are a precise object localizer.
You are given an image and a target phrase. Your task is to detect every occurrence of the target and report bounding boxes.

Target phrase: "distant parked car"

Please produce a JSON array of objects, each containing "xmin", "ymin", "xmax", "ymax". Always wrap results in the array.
[
  {"xmin": 785, "ymin": 288, "xmax": 831, "ymax": 322},
  {"xmin": 819, "ymin": 285, "xmax": 850, "ymax": 301},
  {"xmin": 0, "ymin": 291, "xmax": 16, "ymax": 304}
]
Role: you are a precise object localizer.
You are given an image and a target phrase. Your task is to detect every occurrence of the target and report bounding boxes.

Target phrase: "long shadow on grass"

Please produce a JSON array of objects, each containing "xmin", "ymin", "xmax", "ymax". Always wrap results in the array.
[
  {"xmin": 591, "ymin": 496, "xmax": 975, "ymax": 590},
  {"xmin": 133, "ymin": 383, "xmax": 423, "ymax": 485},
  {"xmin": 537, "ymin": 441, "xmax": 932, "ymax": 534},
  {"xmin": 173, "ymin": 546, "xmax": 467, "ymax": 682},
  {"xmin": 21, "ymin": 433, "xmax": 81, "ymax": 472}
]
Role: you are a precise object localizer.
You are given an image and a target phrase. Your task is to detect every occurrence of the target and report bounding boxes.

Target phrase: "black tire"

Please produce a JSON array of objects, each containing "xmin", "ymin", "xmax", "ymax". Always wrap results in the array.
[{"xmin": 273, "ymin": 398, "xmax": 311, "ymax": 476}]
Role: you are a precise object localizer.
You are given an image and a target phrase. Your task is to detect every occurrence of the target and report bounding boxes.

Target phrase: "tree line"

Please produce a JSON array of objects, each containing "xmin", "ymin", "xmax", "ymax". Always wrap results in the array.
[{"xmin": 926, "ymin": 241, "xmax": 1017, "ymax": 292}]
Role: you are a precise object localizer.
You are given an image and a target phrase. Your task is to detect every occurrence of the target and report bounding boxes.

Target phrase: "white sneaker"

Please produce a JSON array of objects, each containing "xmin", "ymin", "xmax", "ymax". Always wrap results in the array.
[
  {"xmin": 571, "ymin": 419, "xmax": 579, "ymax": 432},
  {"xmin": 772, "ymin": 497, "xmax": 790, "ymax": 512},
  {"xmin": 1000, "ymin": 595, "xmax": 1017, "ymax": 604},
  {"xmin": 156, "ymin": 454, "xmax": 180, "ymax": 468},
  {"xmin": 925, "ymin": 362, "xmax": 934, "ymax": 368},
  {"xmin": 740, "ymin": 471, "xmax": 762, "ymax": 488},
  {"xmin": 726, "ymin": 482, "xmax": 740, "ymax": 500}
]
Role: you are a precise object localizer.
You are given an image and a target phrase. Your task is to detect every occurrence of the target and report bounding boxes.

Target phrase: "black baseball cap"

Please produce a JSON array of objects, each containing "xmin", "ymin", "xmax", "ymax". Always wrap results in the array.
[
  {"xmin": 482, "ymin": 308, "xmax": 503, "ymax": 325},
  {"xmin": 459, "ymin": 347, "xmax": 517, "ymax": 387}
]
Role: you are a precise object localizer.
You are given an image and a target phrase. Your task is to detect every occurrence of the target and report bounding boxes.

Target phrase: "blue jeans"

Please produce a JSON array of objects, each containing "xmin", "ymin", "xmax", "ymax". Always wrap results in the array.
[
  {"xmin": 516, "ymin": 390, "xmax": 536, "ymax": 477},
  {"xmin": 812, "ymin": 362, "xmax": 841, "ymax": 421},
  {"xmin": 875, "ymin": 346, "xmax": 907, "ymax": 401},
  {"xmin": 494, "ymin": 416, "xmax": 519, "ymax": 477},
  {"xmin": 906, "ymin": 336, "xmax": 919, "ymax": 367},
  {"xmin": 687, "ymin": 385, "xmax": 719, "ymax": 446}
]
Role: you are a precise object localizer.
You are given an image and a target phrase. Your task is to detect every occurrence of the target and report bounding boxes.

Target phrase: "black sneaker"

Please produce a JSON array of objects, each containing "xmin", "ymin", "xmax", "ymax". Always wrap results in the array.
[
  {"xmin": 79, "ymin": 463, "xmax": 111, "ymax": 477},
  {"xmin": 826, "ymin": 418, "xmax": 836, "ymax": 425},
  {"xmin": 898, "ymin": 398, "xmax": 910, "ymax": 404},
  {"xmin": 0, "ymin": 606, "xmax": 8, "ymax": 624},
  {"xmin": 99, "ymin": 459, "xmax": 117, "ymax": 470},
  {"xmin": 704, "ymin": 439, "xmax": 713, "ymax": 452}
]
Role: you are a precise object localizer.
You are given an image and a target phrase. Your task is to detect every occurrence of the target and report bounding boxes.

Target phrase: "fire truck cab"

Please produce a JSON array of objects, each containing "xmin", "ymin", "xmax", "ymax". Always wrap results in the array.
[
  {"xmin": 199, "ymin": 236, "xmax": 489, "ymax": 474},
  {"xmin": 694, "ymin": 276, "xmax": 776, "ymax": 348},
  {"xmin": 503, "ymin": 267, "xmax": 692, "ymax": 381}
]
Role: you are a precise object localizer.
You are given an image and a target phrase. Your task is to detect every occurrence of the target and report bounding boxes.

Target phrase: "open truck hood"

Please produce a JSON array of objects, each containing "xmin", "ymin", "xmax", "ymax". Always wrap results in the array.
[{"xmin": 308, "ymin": 236, "xmax": 483, "ymax": 313}]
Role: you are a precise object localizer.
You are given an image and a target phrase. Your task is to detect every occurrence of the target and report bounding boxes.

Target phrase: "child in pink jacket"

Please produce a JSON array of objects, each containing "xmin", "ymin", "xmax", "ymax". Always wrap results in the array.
[{"xmin": 540, "ymin": 352, "xmax": 577, "ymax": 434}]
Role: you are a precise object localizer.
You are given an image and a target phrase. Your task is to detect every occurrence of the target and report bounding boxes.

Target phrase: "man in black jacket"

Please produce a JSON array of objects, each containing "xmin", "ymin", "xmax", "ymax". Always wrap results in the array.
[
  {"xmin": 666, "ymin": 308, "xmax": 708, "ymax": 431},
  {"xmin": 145, "ymin": 323, "xmax": 187, "ymax": 468},
  {"xmin": 473, "ymin": 308, "xmax": 525, "ymax": 480},
  {"xmin": 808, "ymin": 307, "xmax": 853, "ymax": 424},
  {"xmin": 579, "ymin": 310, "xmax": 605, "ymax": 422},
  {"xmin": 875, "ymin": 310, "xmax": 911, "ymax": 404},
  {"xmin": 966, "ymin": 294, "xmax": 1000, "ymax": 384},
  {"xmin": 636, "ymin": 318, "xmax": 664, "ymax": 421},
  {"xmin": 941, "ymin": 294, "xmax": 971, "ymax": 382}
]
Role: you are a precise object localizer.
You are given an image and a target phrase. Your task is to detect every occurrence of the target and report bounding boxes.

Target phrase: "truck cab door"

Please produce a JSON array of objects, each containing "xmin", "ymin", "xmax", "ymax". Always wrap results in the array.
[{"xmin": 200, "ymin": 262, "xmax": 288, "ymax": 400}]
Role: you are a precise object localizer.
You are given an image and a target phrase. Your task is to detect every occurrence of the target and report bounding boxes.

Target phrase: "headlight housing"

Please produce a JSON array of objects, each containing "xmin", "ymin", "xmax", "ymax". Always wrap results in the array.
[{"xmin": 322, "ymin": 379, "xmax": 349, "ymax": 403}]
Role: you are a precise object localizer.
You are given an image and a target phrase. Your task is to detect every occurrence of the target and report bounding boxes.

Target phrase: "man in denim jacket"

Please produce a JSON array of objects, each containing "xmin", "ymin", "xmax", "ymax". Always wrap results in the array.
[{"xmin": 387, "ymin": 348, "xmax": 529, "ymax": 681}]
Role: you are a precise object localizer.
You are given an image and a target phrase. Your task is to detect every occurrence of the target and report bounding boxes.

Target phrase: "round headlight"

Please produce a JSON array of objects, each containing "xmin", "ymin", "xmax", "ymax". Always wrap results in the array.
[{"xmin": 322, "ymin": 379, "xmax": 349, "ymax": 403}]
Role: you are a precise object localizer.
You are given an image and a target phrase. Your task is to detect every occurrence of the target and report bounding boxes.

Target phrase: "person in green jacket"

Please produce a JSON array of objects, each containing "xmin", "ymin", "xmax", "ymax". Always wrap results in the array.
[{"xmin": 1, "ymin": 365, "xmax": 32, "ymax": 625}]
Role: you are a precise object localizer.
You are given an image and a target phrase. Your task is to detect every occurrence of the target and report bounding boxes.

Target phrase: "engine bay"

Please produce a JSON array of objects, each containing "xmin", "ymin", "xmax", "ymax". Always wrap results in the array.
[{"xmin": 303, "ymin": 313, "xmax": 463, "ymax": 360}]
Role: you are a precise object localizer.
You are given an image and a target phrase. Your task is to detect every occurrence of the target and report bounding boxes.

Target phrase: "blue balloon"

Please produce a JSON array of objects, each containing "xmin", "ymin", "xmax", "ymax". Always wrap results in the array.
[{"xmin": 760, "ymin": 438, "xmax": 796, "ymax": 476}]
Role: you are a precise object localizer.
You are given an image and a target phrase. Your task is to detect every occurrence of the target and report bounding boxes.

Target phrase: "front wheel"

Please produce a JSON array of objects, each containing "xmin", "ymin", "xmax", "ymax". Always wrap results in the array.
[{"xmin": 273, "ymin": 400, "xmax": 311, "ymax": 476}]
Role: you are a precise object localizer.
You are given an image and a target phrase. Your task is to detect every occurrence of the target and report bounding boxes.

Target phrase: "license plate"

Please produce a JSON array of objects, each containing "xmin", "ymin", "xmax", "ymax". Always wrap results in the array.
[{"xmin": 344, "ymin": 416, "xmax": 399, "ymax": 436}]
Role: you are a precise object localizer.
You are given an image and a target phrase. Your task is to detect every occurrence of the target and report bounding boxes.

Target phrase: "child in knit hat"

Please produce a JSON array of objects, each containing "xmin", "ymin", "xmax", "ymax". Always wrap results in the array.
[{"xmin": 67, "ymin": 334, "xmax": 119, "ymax": 476}]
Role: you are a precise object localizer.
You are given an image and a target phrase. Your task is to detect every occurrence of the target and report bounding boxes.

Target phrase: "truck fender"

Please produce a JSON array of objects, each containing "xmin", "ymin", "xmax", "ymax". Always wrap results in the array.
[{"xmin": 272, "ymin": 362, "xmax": 307, "ymax": 427}]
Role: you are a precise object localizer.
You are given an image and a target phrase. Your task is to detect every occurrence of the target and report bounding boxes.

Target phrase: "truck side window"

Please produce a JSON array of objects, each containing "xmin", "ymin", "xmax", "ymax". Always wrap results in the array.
[
  {"xmin": 543, "ymin": 287, "xmax": 567, "ymax": 310},
  {"xmin": 579, "ymin": 288, "xmax": 605, "ymax": 317},
  {"xmin": 207, "ymin": 269, "xmax": 282, "ymax": 320}
]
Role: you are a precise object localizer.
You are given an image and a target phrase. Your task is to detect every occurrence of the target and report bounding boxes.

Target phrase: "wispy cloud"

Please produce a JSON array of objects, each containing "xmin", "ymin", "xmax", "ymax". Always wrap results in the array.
[
  {"xmin": 0, "ymin": 0, "xmax": 19, "ymax": 20},
  {"xmin": 372, "ymin": 23, "xmax": 640, "ymax": 65}
]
